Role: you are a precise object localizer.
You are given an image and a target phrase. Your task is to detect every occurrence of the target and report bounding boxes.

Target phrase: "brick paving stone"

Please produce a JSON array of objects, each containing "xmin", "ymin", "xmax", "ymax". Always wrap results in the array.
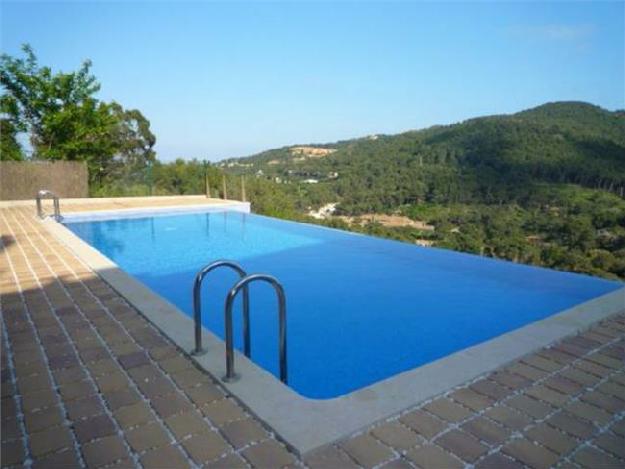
[
  {"xmin": 65, "ymin": 395, "xmax": 104, "ymax": 420},
  {"xmin": 1, "ymin": 416, "xmax": 21, "ymax": 442},
  {"xmin": 102, "ymin": 457, "xmax": 136, "ymax": 469},
  {"xmin": 424, "ymin": 398, "xmax": 472, "ymax": 423},
  {"xmin": 127, "ymin": 364, "xmax": 163, "ymax": 383},
  {"xmin": 170, "ymin": 367, "xmax": 210, "ymax": 390},
  {"xmin": 94, "ymin": 370, "xmax": 130, "ymax": 393},
  {"xmin": 113, "ymin": 401, "xmax": 154, "ymax": 428},
  {"xmin": 450, "ymin": 387, "xmax": 494, "ymax": 411},
  {"xmin": 594, "ymin": 432, "xmax": 625, "ymax": 459},
  {"xmin": 134, "ymin": 373, "xmax": 175, "ymax": 398},
  {"xmin": 165, "ymin": 411, "xmax": 210, "ymax": 439},
  {"xmin": 612, "ymin": 371, "xmax": 625, "ymax": 387},
  {"xmin": 379, "ymin": 458, "xmax": 414, "ymax": 469},
  {"xmin": 522, "ymin": 354, "xmax": 563, "ymax": 373},
  {"xmin": 158, "ymin": 355, "xmax": 193, "ymax": 374},
  {"xmin": 596, "ymin": 380, "xmax": 625, "ymax": 399},
  {"xmin": 525, "ymin": 384, "xmax": 569, "ymax": 407},
  {"xmin": 243, "ymin": 440, "xmax": 296, "ymax": 468},
  {"xmin": 58, "ymin": 380, "xmax": 96, "ymax": 401},
  {"xmin": 23, "ymin": 406, "xmax": 63, "ymax": 434},
  {"xmin": 543, "ymin": 375, "xmax": 584, "ymax": 395},
  {"xmin": 31, "ymin": 448, "xmax": 81, "ymax": 469},
  {"xmin": 565, "ymin": 400, "xmax": 612, "ymax": 425},
  {"xmin": 147, "ymin": 344, "xmax": 178, "ymax": 361},
  {"xmin": 125, "ymin": 421, "xmax": 171, "ymax": 452},
  {"xmin": 184, "ymin": 382, "xmax": 223, "ymax": 406},
  {"xmin": 610, "ymin": 419, "xmax": 625, "ymax": 437},
  {"xmin": 103, "ymin": 388, "xmax": 141, "ymax": 410},
  {"xmin": 1, "ymin": 396, "xmax": 18, "ymax": 419},
  {"xmin": 74, "ymin": 414, "xmax": 117, "ymax": 443},
  {"xmin": 118, "ymin": 351, "xmax": 150, "ymax": 370},
  {"xmin": 526, "ymin": 423, "xmax": 578, "ymax": 455},
  {"xmin": 304, "ymin": 446, "xmax": 359, "ymax": 469},
  {"xmin": 86, "ymin": 358, "xmax": 118, "ymax": 377},
  {"xmin": 484, "ymin": 405, "xmax": 532, "ymax": 431},
  {"xmin": 140, "ymin": 444, "xmax": 191, "ymax": 469},
  {"xmin": 371, "ymin": 421, "xmax": 422, "ymax": 451},
  {"xmin": 462, "ymin": 416, "xmax": 511, "ymax": 445},
  {"xmin": 181, "ymin": 431, "xmax": 229, "ymax": 464},
  {"xmin": 490, "ymin": 371, "xmax": 531, "ymax": 391},
  {"xmin": 343, "ymin": 432, "xmax": 395, "ymax": 467},
  {"xmin": 29, "ymin": 425, "xmax": 73, "ymax": 458},
  {"xmin": 475, "ymin": 452, "xmax": 525, "ymax": 469},
  {"xmin": 201, "ymin": 398, "xmax": 248, "ymax": 426},
  {"xmin": 221, "ymin": 418, "xmax": 268, "ymax": 448},
  {"xmin": 20, "ymin": 389, "xmax": 57, "ymax": 415},
  {"xmin": 507, "ymin": 362, "xmax": 550, "ymax": 381},
  {"xmin": 435, "ymin": 429, "xmax": 488, "ymax": 462},
  {"xmin": 0, "ymin": 439, "xmax": 25, "ymax": 466},
  {"xmin": 210, "ymin": 452, "xmax": 248, "ymax": 469},
  {"xmin": 574, "ymin": 446, "xmax": 623, "ymax": 468},
  {"xmin": 82, "ymin": 435, "xmax": 130, "ymax": 468},
  {"xmin": 405, "ymin": 443, "xmax": 463, "ymax": 469},
  {"xmin": 400, "ymin": 409, "xmax": 447, "ymax": 439},
  {"xmin": 78, "ymin": 346, "xmax": 110, "ymax": 363},
  {"xmin": 559, "ymin": 367, "xmax": 602, "ymax": 387},
  {"xmin": 52, "ymin": 366, "xmax": 86, "ymax": 384},
  {"xmin": 502, "ymin": 438, "xmax": 559, "ymax": 469},
  {"xmin": 547, "ymin": 411, "xmax": 596, "ymax": 439},
  {"xmin": 553, "ymin": 342, "xmax": 589, "ymax": 359},
  {"xmin": 17, "ymin": 373, "xmax": 51, "ymax": 395},
  {"xmin": 586, "ymin": 352, "xmax": 623, "ymax": 370},
  {"xmin": 581, "ymin": 390, "xmax": 625, "ymax": 413},
  {"xmin": 506, "ymin": 394, "xmax": 554, "ymax": 419},
  {"xmin": 538, "ymin": 348, "xmax": 577, "ymax": 365},
  {"xmin": 470, "ymin": 379, "xmax": 511, "ymax": 401},
  {"xmin": 575, "ymin": 359, "xmax": 612, "ymax": 378},
  {"xmin": 151, "ymin": 392, "xmax": 193, "ymax": 418}
]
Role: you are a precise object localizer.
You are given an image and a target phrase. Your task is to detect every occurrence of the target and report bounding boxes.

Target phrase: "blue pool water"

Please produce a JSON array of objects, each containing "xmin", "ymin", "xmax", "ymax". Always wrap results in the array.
[{"xmin": 65, "ymin": 211, "xmax": 622, "ymax": 399}]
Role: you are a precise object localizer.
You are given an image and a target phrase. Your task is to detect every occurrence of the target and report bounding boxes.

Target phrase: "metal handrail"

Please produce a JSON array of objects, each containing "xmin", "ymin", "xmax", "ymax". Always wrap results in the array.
[
  {"xmin": 223, "ymin": 273, "xmax": 287, "ymax": 384},
  {"xmin": 192, "ymin": 260, "xmax": 249, "ymax": 356},
  {"xmin": 36, "ymin": 190, "xmax": 61, "ymax": 221}
]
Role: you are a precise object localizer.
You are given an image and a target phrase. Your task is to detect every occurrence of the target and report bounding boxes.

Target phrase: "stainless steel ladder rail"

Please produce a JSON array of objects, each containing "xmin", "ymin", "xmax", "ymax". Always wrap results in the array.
[
  {"xmin": 223, "ymin": 273, "xmax": 287, "ymax": 384},
  {"xmin": 192, "ymin": 260, "xmax": 250, "ymax": 356},
  {"xmin": 36, "ymin": 190, "xmax": 61, "ymax": 221}
]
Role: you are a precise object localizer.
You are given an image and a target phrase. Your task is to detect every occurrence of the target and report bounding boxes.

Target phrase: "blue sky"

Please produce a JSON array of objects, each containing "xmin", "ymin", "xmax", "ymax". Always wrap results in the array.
[{"xmin": 2, "ymin": 1, "xmax": 624, "ymax": 161}]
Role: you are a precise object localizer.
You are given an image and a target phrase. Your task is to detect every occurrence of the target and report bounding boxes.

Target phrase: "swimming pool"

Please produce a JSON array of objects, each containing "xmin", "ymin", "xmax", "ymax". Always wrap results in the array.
[{"xmin": 65, "ymin": 210, "xmax": 622, "ymax": 399}]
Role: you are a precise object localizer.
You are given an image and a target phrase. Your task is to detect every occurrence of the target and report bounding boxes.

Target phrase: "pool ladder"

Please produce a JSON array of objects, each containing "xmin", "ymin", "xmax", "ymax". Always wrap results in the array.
[
  {"xmin": 192, "ymin": 260, "xmax": 288, "ymax": 384},
  {"xmin": 36, "ymin": 190, "xmax": 61, "ymax": 221}
]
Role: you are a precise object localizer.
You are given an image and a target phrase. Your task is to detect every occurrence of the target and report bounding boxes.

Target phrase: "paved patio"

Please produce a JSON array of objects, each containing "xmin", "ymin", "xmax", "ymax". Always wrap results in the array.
[{"xmin": 1, "ymin": 203, "xmax": 624, "ymax": 468}]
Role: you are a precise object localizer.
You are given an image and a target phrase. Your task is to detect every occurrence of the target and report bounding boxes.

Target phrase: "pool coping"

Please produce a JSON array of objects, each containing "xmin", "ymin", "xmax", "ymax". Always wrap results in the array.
[{"xmin": 43, "ymin": 209, "xmax": 625, "ymax": 455}]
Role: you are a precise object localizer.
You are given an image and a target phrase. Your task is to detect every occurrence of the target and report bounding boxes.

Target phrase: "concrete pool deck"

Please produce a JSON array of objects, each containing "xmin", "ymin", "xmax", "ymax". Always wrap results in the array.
[{"xmin": 1, "ymin": 199, "xmax": 624, "ymax": 468}]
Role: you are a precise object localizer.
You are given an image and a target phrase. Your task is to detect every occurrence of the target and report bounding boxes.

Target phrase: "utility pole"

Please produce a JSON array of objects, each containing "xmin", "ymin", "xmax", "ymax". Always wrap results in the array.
[
  {"xmin": 241, "ymin": 176, "xmax": 246, "ymax": 202},
  {"xmin": 222, "ymin": 175, "xmax": 228, "ymax": 200}
]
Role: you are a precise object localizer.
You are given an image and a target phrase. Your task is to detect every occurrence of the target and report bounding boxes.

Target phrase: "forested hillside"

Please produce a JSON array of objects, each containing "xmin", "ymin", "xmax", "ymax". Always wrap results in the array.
[{"xmin": 222, "ymin": 102, "xmax": 625, "ymax": 280}]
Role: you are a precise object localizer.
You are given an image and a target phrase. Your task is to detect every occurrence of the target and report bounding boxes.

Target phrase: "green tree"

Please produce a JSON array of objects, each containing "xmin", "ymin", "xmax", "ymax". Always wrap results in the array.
[{"xmin": 0, "ymin": 44, "xmax": 156, "ymax": 181}]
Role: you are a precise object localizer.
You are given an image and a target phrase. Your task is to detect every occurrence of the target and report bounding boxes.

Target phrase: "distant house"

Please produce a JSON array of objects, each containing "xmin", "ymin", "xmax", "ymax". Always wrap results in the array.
[{"xmin": 302, "ymin": 178, "xmax": 319, "ymax": 184}]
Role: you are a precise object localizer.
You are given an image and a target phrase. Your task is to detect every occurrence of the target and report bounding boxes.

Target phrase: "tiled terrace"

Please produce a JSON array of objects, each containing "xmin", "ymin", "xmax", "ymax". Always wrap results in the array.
[{"xmin": 1, "ymin": 203, "xmax": 624, "ymax": 469}]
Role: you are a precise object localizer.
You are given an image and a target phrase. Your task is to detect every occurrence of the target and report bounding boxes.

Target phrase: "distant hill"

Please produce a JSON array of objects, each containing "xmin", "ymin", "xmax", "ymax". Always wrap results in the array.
[
  {"xmin": 220, "ymin": 101, "xmax": 625, "ymax": 280},
  {"xmin": 222, "ymin": 101, "xmax": 625, "ymax": 212}
]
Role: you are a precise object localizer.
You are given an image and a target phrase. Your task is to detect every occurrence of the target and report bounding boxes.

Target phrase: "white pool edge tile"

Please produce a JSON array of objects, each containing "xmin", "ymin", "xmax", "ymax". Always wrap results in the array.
[{"xmin": 43, "ymin": 210, "xmax": 625, "ymax": 455}]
